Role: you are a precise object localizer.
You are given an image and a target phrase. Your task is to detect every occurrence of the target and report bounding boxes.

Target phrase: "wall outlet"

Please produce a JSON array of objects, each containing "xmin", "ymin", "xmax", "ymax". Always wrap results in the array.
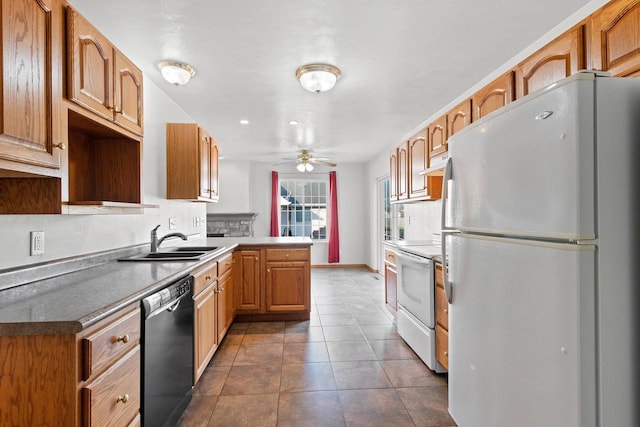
[
  {"xmin": 30, "ymin": 231, "xmax": 45, "ymax": 256},
  {"xmin": 169, "ymin": 217, "xmax": 177, "ymax": 230}
]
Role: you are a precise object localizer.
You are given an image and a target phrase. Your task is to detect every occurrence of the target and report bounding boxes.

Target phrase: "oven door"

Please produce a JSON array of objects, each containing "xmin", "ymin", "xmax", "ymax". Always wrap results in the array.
[{"xmin": 396, "ymin": 250, "xmax": 435, "ymax": 328}]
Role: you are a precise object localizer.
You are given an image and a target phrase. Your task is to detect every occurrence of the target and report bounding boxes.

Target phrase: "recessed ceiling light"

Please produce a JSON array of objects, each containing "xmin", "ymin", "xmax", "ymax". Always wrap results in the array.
[
  {"xmin": 239, "ymin": 119, "xmax": 250, "ymax": 125},
  {"xmin": 289, "ymin": 120, "xmax": 299, "ymax": 125}
]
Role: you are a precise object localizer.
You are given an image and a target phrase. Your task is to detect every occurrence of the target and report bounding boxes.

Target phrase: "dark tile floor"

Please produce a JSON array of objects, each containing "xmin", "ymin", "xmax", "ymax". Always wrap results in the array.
[{"xmin": 179, "ymin": 268, "xmax": 457, "ymax": 427}]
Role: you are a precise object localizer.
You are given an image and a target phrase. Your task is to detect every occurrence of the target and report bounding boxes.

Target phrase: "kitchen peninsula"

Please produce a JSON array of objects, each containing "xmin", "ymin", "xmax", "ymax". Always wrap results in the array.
[{"xmin": 0, "ymin": 236, "xmax": 311, "ymax": 426}]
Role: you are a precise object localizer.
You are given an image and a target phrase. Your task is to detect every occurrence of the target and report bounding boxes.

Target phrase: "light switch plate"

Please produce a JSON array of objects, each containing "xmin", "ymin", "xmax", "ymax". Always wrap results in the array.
[{"xmin": 169, "ymin": 217, "xmax": 177, "ymax": 230}]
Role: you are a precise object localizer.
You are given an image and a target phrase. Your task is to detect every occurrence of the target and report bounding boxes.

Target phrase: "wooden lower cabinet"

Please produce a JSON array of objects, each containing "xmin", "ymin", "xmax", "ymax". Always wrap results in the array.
[
  {"xmin": 234, "ymin": 249, "xmax": 261, "ymax": 311},
  {"xmin": 265, "ymin": 261, "xmax": 310, "ymax": 312},
  {"xmin": 384, "ymin": 249, "xmax": 398, "ymax": 314},
  {"xmin": 216, "ymin": 268, "xmax": 234, "ymax": 343},
  {"xmin": 434, "ymin": 262, "xmax": 449, "ymax": 371},
  {"xmin": 0, "ymin": 303, "xmax": 141, "ymax": 426},
  {"xmin": 234, "ymin": 246, "xmax": 312, "ymax": 321},
  {"xmin": 194, "ymin": 282, "xmax": 218, "ymax": 383}
]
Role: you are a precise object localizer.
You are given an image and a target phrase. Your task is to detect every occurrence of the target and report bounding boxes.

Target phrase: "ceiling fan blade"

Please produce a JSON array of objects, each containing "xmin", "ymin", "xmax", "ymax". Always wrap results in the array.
[
  {"xmin": 272, "ymin": 160, "xmax": 297, "ymax": 166},
  {"xmin": 309, "ymin": 157, "xmax": 331, "ymax": 161},
  {"xmin": 309, "ymin": 159, "xmax": 337, "ymax": 167}
]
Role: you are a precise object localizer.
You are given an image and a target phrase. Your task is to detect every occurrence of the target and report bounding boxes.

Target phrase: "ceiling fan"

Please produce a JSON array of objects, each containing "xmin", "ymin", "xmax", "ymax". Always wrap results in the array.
[{"xmin": 275, "ymin": 149, "xmax": 337, "ymax": 172}]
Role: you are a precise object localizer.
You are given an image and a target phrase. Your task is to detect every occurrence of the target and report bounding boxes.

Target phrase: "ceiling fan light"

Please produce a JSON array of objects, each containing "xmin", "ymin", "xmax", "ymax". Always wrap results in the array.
[
  {"xmin": 296, "ymin": 64, "xmax": 341, "ymax": 93},
  {"xmin": 158, "ymin": 61, "xmax": 196, "ymax": 85},
  {"xmin": 297, "ymin": 163, "xmax": 306, "ymax": 172},
  {"xmin": 305, "ymin": 163, "xmax": 314, "ymax": 172}
]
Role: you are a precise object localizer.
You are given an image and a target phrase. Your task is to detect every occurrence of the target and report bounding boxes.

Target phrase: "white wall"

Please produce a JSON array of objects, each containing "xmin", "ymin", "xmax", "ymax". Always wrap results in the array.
[
  {"xmin": 207, "ymin": 160, "xmax": 251, "ymax": 213},
  {"xmin": 0, "ymin": 76, "xmax": 207, "ymax": 270}
]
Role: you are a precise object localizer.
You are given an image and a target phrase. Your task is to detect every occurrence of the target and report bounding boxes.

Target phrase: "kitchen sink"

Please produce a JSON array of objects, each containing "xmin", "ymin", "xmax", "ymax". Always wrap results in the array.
[
  {"xmin": 170, "ymin": 246, "xmax": 219, "ymax": 252},
  {"xmin": 119, "ymin": 251, "xmax": 206, "ymax": 262}
]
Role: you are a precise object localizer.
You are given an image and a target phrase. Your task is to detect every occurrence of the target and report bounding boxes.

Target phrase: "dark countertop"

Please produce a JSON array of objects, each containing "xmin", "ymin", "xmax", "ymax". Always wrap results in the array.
[{"xmin": 0, "ymin": 236, "xmax": 312, "ymax": 336}]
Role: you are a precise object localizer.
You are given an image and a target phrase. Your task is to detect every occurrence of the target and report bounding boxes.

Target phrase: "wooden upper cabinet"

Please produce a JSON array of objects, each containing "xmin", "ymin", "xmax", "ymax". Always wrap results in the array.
[
  {"xmin": 166, "ymin": 123, "xmax": 220, "ymax": 202},
  {"xmin": 67, "ymin": 6, "xmax": 144, "ymax": 136},
  {"xmin": 198, "ymin": 127, "xmax": 211, "ymax": 199},
  {"xmin": 590, "ymin": 0, "xmax": 640, "ymax": 77},
  {"xmin": 210, "ymin": 137, "xmax": 220, "ymax": 200},
  {"xmin": 397, "ymin": 141, "xmax": 409, "ymax": 200},
  {"xmin": 67, "ymin": 7, "xmax": 113, "ymax": 121},
  {"xmin": 0, "ymin": 0, "xmax": 63, "ymax": 174},
  {"xmin": 472, "ymin": 71, "xmax": 515, "ymax": 121},
  {"xmin": 428, "ymin": 115, "xmax": 447, "ymax": 159},
  {"xmin": 114, "ymin": 49, "xmax": 144, "ymax": 135},
  {"xmin": 389, "ymin": 148, "xmax": 398, "ymax": 200},
  {"xmin": 516, "ymin": 25, "xmax": 586, "ymax": 98},
  {"xmin": 408, "ymin": 128, "xmax": 428, "ymax": 198},
  {"xmin": 447, "ymin": 99, "xmax": 472, "ymax": 142}
]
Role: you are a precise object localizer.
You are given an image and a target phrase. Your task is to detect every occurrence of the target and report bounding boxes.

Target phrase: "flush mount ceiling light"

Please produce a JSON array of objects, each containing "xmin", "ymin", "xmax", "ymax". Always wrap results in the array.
[
  {"xmin": 158, "ymin": 61, "xmax": 196, "ymax": 85},
  {"xmin": 295, "ymin": 64, "xmax": 341, "ymax": 93}
]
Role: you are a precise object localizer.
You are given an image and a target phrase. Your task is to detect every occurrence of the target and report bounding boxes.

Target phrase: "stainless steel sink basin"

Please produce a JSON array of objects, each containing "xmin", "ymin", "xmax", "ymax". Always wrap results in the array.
[
  {"xmin": 171, "ymin": 246, "xmax": 219, "ymax": 252},
  {"xmin": 119, "ymin": 251, "xmax": 206, "ymax": 262}
]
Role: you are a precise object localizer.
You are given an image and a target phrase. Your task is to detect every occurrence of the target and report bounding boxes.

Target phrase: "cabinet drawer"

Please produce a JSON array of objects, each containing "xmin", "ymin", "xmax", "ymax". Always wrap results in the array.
[
  {"xmin": 435, "ymin": 324, "xmax": 449, "ymax": 371},
  {"xmin": 265, "ymin": 248, "xmax": 309, "ymax": 262},
  {"xmin": 217, "ymin": 253, "xmax": 233, "ymax": 277},
  {"xmin": 384, "ymin": 249, "xmax": 397, "ymax": 265},
  {"xmin": 82, "ymin": 346, "xmax": 141, "ymax": 427},
  {"xmin": 434, "ymin": 282, "xmax": 449, "ymax": 330},
  {"xmin": 82, "ymin": 307, "xmax": 140, "ymax": 381},
  {"xmin": 193, "ymin": 261, "xmax": 218, "ymax": 296}
]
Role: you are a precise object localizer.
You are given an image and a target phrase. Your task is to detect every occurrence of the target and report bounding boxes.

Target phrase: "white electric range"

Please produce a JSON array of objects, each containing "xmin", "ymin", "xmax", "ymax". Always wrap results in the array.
[{"xmin": 395, "ymin": 240, "xmax": 445, "ymax": 373}]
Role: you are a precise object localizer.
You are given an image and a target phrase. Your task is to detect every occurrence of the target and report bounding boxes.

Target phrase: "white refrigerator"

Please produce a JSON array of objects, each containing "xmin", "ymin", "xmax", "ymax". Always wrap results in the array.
[{"xmin": 441, "ymin": 71, "xmax": 639, "ymax": 427}]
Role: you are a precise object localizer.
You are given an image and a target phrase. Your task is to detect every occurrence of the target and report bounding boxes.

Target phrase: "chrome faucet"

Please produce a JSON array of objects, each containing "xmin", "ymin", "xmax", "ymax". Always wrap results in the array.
[{"xmin": 150, "ymin": 225, "xmax": 187, "ymax": 252}]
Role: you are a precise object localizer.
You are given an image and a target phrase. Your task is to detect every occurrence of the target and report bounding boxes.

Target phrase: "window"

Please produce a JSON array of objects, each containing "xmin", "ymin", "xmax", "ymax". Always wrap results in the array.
[{"xmin": 280, "ymin": 179, "xmax": 327, "ymax": 240}]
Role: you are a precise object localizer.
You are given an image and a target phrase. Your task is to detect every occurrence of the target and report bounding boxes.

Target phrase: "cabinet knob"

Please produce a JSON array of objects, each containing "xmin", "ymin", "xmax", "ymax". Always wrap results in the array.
[
  {"xmin": 205, "ymin": 275, "xmax": 212, "ymax": 280},
  {"xmin": 116, "ymin": 394, "xmax": 129, "ymax": 404},
  {"xmin": 267, "ymin": 268, "xmax": 271, "ymax": 273},
  {"xmin": 444, "ymin": 308, "xmax": 448, "ymax": 314},
  {"xmin": 225, "ymin": 262, "xmax": 230, "ymax": 267},
  {"xmin": 115, "ymin": 334, "xmax": 129, "ymax": 344},
  {"xmin": 444, "ymin": 351, "xmax": 448, "ymax": 357},
  {"xmin": 255, "ymin": 257, "xmax": 258, "ymax": 261},
  {"xmin": 53, "ymin": 142, "xmax": 66, "ymax": 150},
  {"xmin": 220, "ymin": 287, "xmax": 224, "ymax": 292}
]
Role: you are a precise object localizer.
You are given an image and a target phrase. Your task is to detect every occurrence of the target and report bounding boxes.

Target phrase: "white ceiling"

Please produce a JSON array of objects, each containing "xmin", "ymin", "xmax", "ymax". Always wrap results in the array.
[{"xmin": 68, "ymin": 0, "xmax": 590, "ymax": 164}]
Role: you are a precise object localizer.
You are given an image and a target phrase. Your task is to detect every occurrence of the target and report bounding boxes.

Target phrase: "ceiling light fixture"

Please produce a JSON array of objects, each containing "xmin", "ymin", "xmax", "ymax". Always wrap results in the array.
[
  {"xmin": 239, "ymin": 119, "xmax": 250, "ymax": 125},
  {"xmin": 158, "ymin": 60, "xmax": 196, "ymax": 85},
  {"xmin": 297, "ymin": 162, "xmax": 314, "ymax": 172},
  {"xmin": 295, "ymin": 64, "xmax": 341, "ymax": 93}
]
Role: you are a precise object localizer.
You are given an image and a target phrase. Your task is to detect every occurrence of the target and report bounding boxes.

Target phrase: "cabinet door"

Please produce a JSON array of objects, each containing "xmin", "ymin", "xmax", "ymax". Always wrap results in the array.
[
  {"xmin": 194, "ymin": 283, "xmax": 217, "ymax": 383},
  {"xmin": 67, "ymin": 7, "xmax": 114, "ymax": 121},
  {"xmin": 0, "ymin": 0, "xmax": 62, "ymax": 172},
  {"xmin": 198, "ymin": 127, "xmax": 211, "ymax": 199},
  {"xmin": 408, "ymin": 129, "xmax": 428, "ymax": 198},
  {"xmin": 235, "ymin": 250, "xmax": 261, "ymax": 311},
  {"xmin": 216, "ymin": 270, "xmax": 233, "ymax": 343},
  {"xmin": 428, "ymin": 115, "xmax": 447, "ymax": 159},
  {"xmin": 114, "ymin": 49, "xmax": 144, "ymax": 135},
  {"xmin": 397, "ymin": 141, "xmax": 409, "ymax": 200},
  {"xmin": 265, "ymin": 261, "xmax": 310, "ymax": 312},
  {"xmin": 516, "ymin": 25, "xmax": 585, "ymax": 98},
  {"xmin": 447, "ymin": 99, "xmax": 472, "ymax": 141},
  {"xmin": 389, "ymin": 148, "xmax": 398, "ymax": 200},
  {"xmin": 384, "ymin": 262, "xmax": 397, "ymax": 313},
  {"xmin": 210, "ymin": 136, "xmax": 220, "ymax": 200},
  {"xmin": 472, "ymin": 71, "xmax": 515, "ymax": 121},
  {"xmin": 590, "ymin": 0, "xmax": 640, "ymax": 77}
]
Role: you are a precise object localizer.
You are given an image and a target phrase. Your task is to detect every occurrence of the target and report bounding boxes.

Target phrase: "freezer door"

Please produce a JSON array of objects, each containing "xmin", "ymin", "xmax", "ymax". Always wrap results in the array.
[
  {"xmin": 446, "ymin": 76, "xmax": 595, "ymax": 240},
  {"xmin": 448, "ymin": 233, "xmax": 596, "ymax": 427}
]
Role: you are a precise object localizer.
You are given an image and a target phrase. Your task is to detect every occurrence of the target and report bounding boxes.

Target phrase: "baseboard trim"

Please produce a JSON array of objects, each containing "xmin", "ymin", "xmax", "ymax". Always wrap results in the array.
[{"xmin": 312, "ymin": 264, "xmax": 377, "ymax": 273}]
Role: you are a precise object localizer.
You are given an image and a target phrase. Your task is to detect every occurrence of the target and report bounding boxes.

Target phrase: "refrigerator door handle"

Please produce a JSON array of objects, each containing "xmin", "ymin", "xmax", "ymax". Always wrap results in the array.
[{"xmin": 440, "ymin": 157, "xmax": 456, "ymax": 304}]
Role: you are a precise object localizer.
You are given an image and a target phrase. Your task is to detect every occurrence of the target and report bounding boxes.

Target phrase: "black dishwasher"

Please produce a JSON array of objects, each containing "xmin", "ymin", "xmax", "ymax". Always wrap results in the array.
[{"xmin": 141, "ymin": 275, "xmax": 194, "ymax": 427}]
